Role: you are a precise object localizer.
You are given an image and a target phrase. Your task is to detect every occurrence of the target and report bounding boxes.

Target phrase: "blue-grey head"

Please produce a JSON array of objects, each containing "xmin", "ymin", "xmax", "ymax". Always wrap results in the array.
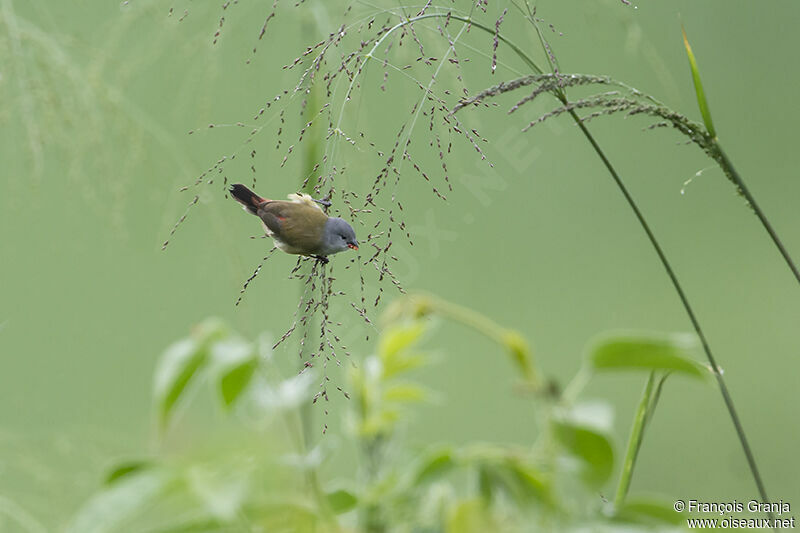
[{"xmin": 320, "ymin": 217, "xmax": 359, "ymax": 255}]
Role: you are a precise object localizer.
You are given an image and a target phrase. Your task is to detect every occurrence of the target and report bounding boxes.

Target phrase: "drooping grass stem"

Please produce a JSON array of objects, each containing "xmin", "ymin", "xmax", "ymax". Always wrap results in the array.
[
  {"xmin": 714, "ymin": 144, "xmax": 800, "ymax": 284},
  {"xmin": 569, "ymin": 110, "xmax": 772, "ymax": 513},
  {"xmin": 365, "ymin": 12, "xmax": 545, "ymax": 75},
  {"xmin": 682, "ymin": 27, "xmax": 799, "ymax": 286}
]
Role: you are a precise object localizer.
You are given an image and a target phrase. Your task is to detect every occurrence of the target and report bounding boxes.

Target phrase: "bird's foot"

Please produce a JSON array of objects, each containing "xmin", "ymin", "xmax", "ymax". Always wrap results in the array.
[{"xmin": 313, "ymin": 197, "xmax": 332, "ymax": 208}]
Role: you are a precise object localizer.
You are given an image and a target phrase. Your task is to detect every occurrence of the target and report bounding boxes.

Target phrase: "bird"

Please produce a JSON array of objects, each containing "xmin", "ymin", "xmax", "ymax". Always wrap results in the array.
[{"xmin": 229, "ymin": 183, "xmax": 358, "ymax": 263}]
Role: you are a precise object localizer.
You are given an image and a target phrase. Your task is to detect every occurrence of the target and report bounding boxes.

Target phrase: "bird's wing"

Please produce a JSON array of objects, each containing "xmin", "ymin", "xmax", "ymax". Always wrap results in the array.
[{"xmin": 257, "ymin": 201, "xmax": 328, "ymax": 251}]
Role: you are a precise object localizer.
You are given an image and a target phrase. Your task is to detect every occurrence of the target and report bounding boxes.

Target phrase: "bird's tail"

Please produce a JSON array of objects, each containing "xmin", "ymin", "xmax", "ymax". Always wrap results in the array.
[{"xmin": 229, "ymin": 184, "xmax": 268, "ymax": 214}]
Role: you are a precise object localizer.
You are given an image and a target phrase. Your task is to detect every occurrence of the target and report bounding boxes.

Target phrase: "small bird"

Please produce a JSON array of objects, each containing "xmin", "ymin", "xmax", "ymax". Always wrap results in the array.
[{"xmin": 229, "ymin": 183, "xmax": 358, "ymax": 263}]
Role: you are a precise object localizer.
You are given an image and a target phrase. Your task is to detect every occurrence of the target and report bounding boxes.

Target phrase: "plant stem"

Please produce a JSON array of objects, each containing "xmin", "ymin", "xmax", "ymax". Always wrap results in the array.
[
  {"xmin": 714, "ymin": 144, "xmax": 800, "ymax": 284},
  {"xmin": 405, "ymin": 292, "xmax": 541, "ymax": 387},
  {"xmin": 366, "ymin": 13, "xmax": 544, "ymax": 75},
  {"xmin": 297, "ymin": 15, "xmax": 321, "ymax": 457},
  {"xmin": 354, "ymin": 375, "xmax": 387, "ymax": 532},
  {"xmin": 358, "ymin": 8, "xmax": 772, "ymax": 515},
  {"xmin": 615, "ymin": 372, "xmax": 656, "ymax": 507},
  {"xmin": 569, "ymin": 111, "xmax": 772, "ymax": 507},
  {"xmin": 360, "ymin": 437, "xmax": 387, "ymax": 533},
  {"xmin": 289, "ymin": 9, "xmax": 336, "ymax": 528}
]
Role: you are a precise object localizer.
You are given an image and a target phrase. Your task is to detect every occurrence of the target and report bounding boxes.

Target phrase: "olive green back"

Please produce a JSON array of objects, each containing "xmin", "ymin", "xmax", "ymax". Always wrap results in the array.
[{"xmin": 256, "ymin": 201, "xmax": 328, "ymax": 254}]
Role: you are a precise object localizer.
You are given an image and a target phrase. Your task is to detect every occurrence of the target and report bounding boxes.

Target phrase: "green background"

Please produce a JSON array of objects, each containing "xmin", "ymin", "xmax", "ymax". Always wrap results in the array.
[{"xmin": 1, "ymin": 0, "xmax": 798, "ymax": 527}]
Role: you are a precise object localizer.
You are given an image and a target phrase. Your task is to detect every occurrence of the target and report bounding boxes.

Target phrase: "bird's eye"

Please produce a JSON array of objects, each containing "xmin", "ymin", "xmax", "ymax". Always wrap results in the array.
[{"xmin": 341, "ymin": 235, "xmax": 346, "ymax": 240}]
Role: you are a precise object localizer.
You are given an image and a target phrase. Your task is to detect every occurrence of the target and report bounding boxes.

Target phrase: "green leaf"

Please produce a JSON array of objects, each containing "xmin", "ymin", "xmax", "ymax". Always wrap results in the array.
[
  {"xmin": 358, "ymin": 408, "xmax": 400, "ymax": 437},
  {"xmin": 414, "ymin": 448, "xmax": 456, "ymax": 485},
  {"xmin": 379, "ymin": 322, "xmax": 427, "ymax": 378},
  {"xmin": 471, "ymin": 454, "xmax": 554, "ymax": 507},
  {"xmin": 186, "ymin": 465, "xmax": 249, "ymax": 521},
  {"xmin": 128, "ymin": 517, "xmax": 224, "ymax": 533},
  {"xmin": 457, "ymin": 444, "xmax": 556, "ymax": 507},
  {"xmin": 383, "ymin": 382, "xmax": 427, "ymax": 403},
  {"xmin": 253, "ymin": 372, "xmax": 314, "ymax": 412},
  {"xmin": 326, "ymin": 488, "xmax": 358, "ymax": 514},
  {"xmin": 567, "ymin": 401, "xmax": 615, "ymax": 433},
  {"xmin": 211, "ymin": 338, "xmax": 257, "ymax": 409},
  {"xmin": 500, "ymin": 458, "xmax": 554, "ymax": 507},
  {"xmin": 614, "ymin": 497, "xmax": 682, "ymax": 525},
  {"xmin": 154, "ymin": 319, "xmax": 229, "ymax": 430},
  {"xmin": 219, "ymin": 358, "xmax": 257, "ymax": 408},
  {"xmin": 104, "ymin": 460, "xmax": 153, "ymax": 485},
  {"xmin": 246, "ymin": 500, "xmax": 319, "ymax": 532},
  {"xmin": 65, "ymin": 470, "xmax": 173, "ymax": 533},
  {"xmin": 477, "ymin": 466, "xmax": 494, "ymax": 502},
  {"xmin": 552, "ymin": 419, "xmax": 614, "ymax": 487},
  {"xmin": 446, "ymin": 499, "xmax": 497, "ymax": 533},
  {"xmin": 590, "ymin": 334, "xmax": 707, "ymax": 380},
  {"xmin": 381, "ymin": 351, "xmax": 427, "ymax": 380},
  {"xmin": 379, "ymin": 321, "xmax": 425, "ymax": 359},
  {"xmin": 153, "ymin": 338, "xmax": 208, "ymax": 430},
  {"xmin": 682, "ymin": 25, "xmax": 716, "ymax": 138}
]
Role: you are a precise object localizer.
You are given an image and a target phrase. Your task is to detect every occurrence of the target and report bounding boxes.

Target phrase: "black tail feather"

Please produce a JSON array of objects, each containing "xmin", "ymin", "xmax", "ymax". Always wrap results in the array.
[{"xmin": 229, "ymin": 184, "xmax": 265, "ymax": 214}]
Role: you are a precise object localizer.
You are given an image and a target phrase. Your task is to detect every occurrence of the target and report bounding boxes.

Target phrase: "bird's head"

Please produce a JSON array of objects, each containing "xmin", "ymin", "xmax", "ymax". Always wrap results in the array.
[{"xmin": 321, "ymin": 217, "xmax": 359, "ymax": 255}]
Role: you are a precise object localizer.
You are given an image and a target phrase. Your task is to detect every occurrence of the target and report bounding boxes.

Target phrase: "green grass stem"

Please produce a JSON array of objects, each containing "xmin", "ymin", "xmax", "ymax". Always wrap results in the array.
[{"xmin": 358, "ymin": 9, "xmax": 772, "ymax": 512}]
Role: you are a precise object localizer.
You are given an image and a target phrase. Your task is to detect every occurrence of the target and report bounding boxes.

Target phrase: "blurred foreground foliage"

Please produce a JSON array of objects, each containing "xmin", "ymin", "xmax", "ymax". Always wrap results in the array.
[{"xmin": 63, "ymin": 294, "xmax": 709, "ymax": 532}]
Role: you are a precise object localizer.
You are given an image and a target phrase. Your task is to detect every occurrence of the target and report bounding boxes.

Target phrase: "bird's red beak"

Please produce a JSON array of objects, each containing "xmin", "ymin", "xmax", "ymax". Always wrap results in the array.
[{"xmin": 348, "ymin": 243, "xmax": 358, "ymax": 250}]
